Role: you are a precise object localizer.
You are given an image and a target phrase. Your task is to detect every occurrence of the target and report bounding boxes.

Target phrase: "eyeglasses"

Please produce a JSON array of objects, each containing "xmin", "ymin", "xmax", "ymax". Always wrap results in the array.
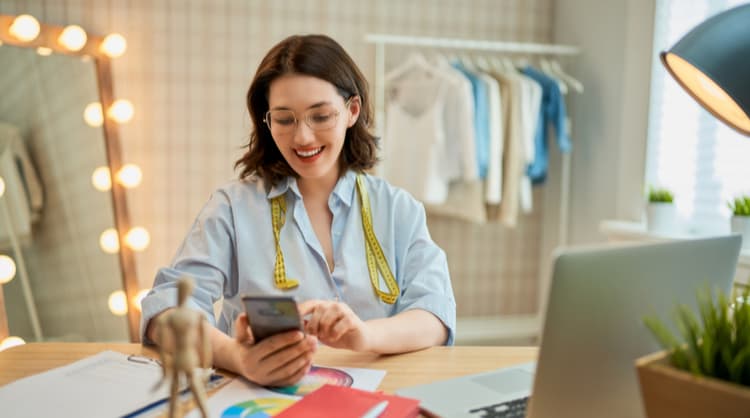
[{"xmin": 263, "ymin": 98, "xmax": 352, "ymax": 136}]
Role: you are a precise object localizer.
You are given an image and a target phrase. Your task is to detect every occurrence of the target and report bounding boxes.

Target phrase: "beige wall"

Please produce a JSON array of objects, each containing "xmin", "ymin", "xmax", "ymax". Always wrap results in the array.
[{"xmin": 1, "ymin": 0, "xmax": 558, "ymax": 322}]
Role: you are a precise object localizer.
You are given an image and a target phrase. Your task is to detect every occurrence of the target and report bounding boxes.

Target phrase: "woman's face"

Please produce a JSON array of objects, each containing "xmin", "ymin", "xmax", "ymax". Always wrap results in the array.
[{"xmin": 266, "ymin": 74, "xmax": 359, "ymax": 184}]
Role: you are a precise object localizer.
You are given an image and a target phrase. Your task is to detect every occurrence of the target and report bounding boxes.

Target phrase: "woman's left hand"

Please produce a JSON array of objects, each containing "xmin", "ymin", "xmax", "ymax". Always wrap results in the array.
[{"xmin": 297, "ymin": 300, "xmax": 372, "ymax": 351}]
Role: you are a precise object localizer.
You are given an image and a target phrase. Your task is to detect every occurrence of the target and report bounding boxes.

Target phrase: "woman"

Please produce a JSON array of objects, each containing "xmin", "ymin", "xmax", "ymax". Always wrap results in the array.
[{"xmin": 141, "ymin": 34, "xmax": 456, "ymax": 387}]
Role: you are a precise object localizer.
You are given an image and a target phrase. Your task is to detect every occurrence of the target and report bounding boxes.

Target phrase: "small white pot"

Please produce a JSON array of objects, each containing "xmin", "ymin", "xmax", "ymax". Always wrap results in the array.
[
  {"xmin": 646, "ymin": 202, "xmax": 676, "ymax": 235},
  {"xmin": 730, "ymin": 215, "xmax": 750, "ymax": 250}
]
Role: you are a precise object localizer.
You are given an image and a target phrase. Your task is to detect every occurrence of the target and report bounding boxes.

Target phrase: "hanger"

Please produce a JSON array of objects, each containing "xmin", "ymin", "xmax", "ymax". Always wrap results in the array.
[
  {"xmin": 539, "ymin": 57, "xmax": 569, "ymax": 95},
  {"xmin": 550, "ymin": 59, "xmax": 584, "ymax": 94},
  {"xmin": 385, "ymin": 52, "xmax": 439, "ymax": 84}
]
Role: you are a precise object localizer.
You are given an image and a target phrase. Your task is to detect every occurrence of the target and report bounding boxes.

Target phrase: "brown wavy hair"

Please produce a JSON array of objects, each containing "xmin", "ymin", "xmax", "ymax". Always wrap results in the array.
[{"xmin": 235, "ymin": 34, "xmax": 379, "ymax": 186}]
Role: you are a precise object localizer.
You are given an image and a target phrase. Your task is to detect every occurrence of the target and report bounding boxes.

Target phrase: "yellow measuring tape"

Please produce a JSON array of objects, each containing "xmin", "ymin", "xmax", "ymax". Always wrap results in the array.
[{"xmin": 269, "ymin": 174, "xmax": 400, "ymax": 304}]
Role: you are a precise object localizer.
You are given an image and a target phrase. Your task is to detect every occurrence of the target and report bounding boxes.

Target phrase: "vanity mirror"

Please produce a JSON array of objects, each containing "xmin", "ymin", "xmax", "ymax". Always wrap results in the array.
[{"xmin": 0, "ymin": 14, "xmax": 141, "ymax": 343}]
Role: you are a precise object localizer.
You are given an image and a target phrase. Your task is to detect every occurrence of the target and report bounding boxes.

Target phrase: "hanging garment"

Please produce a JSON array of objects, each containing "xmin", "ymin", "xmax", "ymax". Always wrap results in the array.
[
  {"xmin": 0, "ymin": 123, "xmax": 44, "ymax": 249},
  {"xmin": 477, "ymin": 72, "xmax": 504, "ymax": 205},
  {"xmin": 452, "ymin": 63, "xmax": 491, "ymax": 180},
  {"xmin": 383, "ymin": 77, "xmax": 449, "ymax": 204},
  {"xmin": 516, "ymin": 74, "xmax": 543, "ymax": 213},
  {"xmin": 521, "ymin": 66, "xmax": 572, "ymax": 184}
]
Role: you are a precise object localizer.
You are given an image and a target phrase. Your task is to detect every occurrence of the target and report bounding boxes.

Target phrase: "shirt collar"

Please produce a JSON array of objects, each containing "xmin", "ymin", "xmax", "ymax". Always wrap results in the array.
[{"xmin": 266, "ymin": 170, "xmax": 358, "ymax": 207}]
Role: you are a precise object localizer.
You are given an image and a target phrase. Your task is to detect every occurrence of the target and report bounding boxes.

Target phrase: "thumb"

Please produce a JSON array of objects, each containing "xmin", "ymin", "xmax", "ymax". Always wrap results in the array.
[{"xmin": 235, "ymin": 313, "xmax": 255, "ymax": 344}]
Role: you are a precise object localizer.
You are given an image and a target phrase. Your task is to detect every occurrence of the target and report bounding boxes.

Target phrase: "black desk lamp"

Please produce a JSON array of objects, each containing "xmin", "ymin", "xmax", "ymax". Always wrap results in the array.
[{"xmin": 661, "ymin": 3, "xmax": 750, "ymax": 136}]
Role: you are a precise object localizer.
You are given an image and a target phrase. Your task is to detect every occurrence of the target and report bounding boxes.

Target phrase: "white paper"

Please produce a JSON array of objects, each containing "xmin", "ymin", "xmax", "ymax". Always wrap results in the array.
[
  {"xmin": 0, "ymin": 350, "xmax": 171, "ymax": 418},
  {"xmin": 186, "ymin": 365, "xmax": 386, "ymax": 417}
]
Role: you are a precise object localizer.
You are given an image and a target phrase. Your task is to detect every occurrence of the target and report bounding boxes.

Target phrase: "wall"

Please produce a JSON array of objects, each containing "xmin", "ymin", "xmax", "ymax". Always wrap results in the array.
[
  {"xmin": 542, "ymin": 0, "xmax": 655, "ymax": 259},
  {"xmin": 1, "ymin": 0, "xmax": 559, "ymax": 323}
]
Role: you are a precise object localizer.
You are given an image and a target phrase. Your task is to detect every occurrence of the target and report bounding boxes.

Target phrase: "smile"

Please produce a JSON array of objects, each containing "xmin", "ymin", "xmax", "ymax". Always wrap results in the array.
[{"xmin": 295, "ymin": 147, "xmax": 324, "ymax": 158}]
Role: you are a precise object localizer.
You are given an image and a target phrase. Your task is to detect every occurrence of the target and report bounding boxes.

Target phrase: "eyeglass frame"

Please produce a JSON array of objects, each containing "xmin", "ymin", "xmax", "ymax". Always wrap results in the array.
[{"xmin": 262, "ymin": 97, "xmax": 354, "ymax": 135}]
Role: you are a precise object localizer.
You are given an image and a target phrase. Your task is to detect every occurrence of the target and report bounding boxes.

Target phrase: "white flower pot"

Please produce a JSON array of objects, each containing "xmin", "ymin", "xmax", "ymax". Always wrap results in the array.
[
  {"xmin": 730, "ymin": 216, "xmax": 750, "ymax": 250},
  {"xmin": 646, "ymin": 203, "xmax": 676, "ymax": 235}
]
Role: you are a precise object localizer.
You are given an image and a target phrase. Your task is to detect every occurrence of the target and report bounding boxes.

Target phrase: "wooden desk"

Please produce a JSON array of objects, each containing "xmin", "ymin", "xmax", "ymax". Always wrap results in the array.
[{"xmin": 0, "ymin": 343, "xmax": 537, "ymax": 393}]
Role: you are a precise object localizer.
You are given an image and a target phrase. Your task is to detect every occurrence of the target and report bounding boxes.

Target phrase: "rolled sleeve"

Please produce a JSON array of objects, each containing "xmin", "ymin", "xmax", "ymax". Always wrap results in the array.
[
  {"xmin": 139, "ymin": 191, "xmax": 236, "ymax": 343},
  {"xmin": 394, "ymin": 200, "xmax": 457, "ymax": 345}
]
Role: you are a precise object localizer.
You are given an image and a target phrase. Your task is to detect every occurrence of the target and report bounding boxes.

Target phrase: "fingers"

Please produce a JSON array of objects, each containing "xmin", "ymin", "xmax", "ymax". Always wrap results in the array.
[
  {"xmin": 234, "ymin": 313, "xmax": 254, "ymax": 344},
  {"xmin": 248, "ymin": 334, "xmax": 317, "ymax": 386},
  {"xmin": 297, "ymin": 299, "xmax": 322, "ymax": 315},
  {"xmin": 255, "ymin": 330, "xmax": 306, "ymax": 360}
]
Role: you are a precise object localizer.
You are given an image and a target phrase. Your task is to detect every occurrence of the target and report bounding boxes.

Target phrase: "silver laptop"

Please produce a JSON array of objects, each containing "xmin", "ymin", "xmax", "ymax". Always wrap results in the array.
[{"xmin": 396, "ymin": 235, "xmax": 742, "ymax": 418}]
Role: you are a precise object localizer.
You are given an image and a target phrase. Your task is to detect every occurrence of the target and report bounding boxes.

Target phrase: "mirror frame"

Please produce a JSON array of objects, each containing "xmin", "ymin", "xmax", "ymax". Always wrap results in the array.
[{"xmin": 0, "ymin": 15, "xmax": 141, "ymax": 342}]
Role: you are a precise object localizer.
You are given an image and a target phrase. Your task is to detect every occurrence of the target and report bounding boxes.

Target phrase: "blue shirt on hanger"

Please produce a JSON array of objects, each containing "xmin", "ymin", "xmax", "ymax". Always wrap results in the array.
[
  {"xmin": 140, "ymin": 170, "xmax": 457, "ymax": 345},
  {"xmin": 452, "ymin": 63, "xmax": 490, "ymax": 180},
  {"xmin": 522, "ymin": 66, "xmax": 571, "ymax": 184}
]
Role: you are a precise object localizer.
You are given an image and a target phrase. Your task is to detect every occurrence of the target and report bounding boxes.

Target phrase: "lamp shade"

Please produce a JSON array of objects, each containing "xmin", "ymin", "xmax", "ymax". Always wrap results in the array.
[{"xmin": 661, "ymin": 4, "xmax": 750, "ymax": 136}]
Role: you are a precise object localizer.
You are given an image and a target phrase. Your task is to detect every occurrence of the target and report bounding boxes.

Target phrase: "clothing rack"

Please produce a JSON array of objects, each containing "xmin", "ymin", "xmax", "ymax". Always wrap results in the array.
[{"xmin": 364, "ymin": 34, "xmax": 581, "ymax": 329}]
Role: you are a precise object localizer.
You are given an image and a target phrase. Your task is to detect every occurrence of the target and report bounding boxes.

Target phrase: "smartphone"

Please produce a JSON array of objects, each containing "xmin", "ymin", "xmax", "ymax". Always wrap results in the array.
[{"xmin": 241, "ymin": 295, "xmax": 303, "ymax": 342}]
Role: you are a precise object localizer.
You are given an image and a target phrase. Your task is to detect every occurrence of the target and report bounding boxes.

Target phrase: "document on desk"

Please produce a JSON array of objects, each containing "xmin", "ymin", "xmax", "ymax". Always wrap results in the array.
[
  {"xmin": 185, "ymin": 365, "xmax": 386, "ymax": 418},
  {"xmin": 0, "ymin": 350, "xmax": 173, "ymax": 418}
]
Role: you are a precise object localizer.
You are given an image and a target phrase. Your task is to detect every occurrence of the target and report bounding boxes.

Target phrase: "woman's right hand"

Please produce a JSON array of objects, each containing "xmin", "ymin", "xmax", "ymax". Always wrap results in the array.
[{"xmin": 230, "ymin": 313, "xmax": 318, "ymax": 387}]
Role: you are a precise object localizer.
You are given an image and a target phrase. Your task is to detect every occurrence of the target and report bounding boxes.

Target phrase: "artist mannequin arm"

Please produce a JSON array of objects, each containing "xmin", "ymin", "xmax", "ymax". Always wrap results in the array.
[{"xmin": 299, "ymin": 300, "xmax": 448, "ymax": 354}]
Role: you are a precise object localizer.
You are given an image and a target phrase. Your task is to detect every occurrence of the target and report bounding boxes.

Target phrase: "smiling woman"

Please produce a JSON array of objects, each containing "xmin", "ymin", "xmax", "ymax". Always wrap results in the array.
[{"xmin": 0, "ymin": 14, "xmax": 142, "ymax": 343}]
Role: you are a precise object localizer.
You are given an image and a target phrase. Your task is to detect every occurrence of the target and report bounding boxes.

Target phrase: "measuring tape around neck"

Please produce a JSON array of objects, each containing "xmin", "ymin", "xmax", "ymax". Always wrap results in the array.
[{"xmin": 269, "ymin": 174, "xmax": 400, "ymax": 304}]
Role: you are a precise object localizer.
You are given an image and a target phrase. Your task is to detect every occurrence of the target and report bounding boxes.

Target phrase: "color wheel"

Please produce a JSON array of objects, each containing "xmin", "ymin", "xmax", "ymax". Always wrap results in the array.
[
  {"xmin": 268, "ymin": 366, "xmax": 354, "ymax": 396},
  {"xmin": 220, "ymin": 397, "xmax": 296, "ymax": 418}
]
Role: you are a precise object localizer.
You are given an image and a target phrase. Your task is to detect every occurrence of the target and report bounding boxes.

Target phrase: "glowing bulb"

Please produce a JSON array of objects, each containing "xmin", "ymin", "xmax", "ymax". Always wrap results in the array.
[
  {"xmin": 108, "ymin": 290, "xmax": 128, "ymax": 316},
  {"xmin": 9, "ymin": 14, "xmax": 40, "ymax": 42},
  {"xmin": 0, "ymin": 336, "xmax": 26, "ymax": 351},
  {"xmin": 0, "ymin": 255, "xmax": 16, "ymax": 284},
  {"xmin": 107, "ymin": 99, "xmax": 134, "ymax": 124},
  {"xmin": 58, "ymin": 25, "xmax": 87, "ymax": 52},
  {"xmin": 134, "ymin": 289, "xmax": 150, "ymax": 312},
  {"xmin": 125, "ymin": 227, "xmax": 150, "ymax": 252},
  {"xmin": 91, "ymin": 166, "xmax": 112, "ymax": 191},
  {"xmin": 100, "ymin": 33, "xmax": 127, "ymax": 58},
  {"xmin": 117, "ymin": 164, "xmax": 142, "ymax": 188},
  {"xmin": 0, "ymin": 176, "xmax": 5, "ymax": 197},
  {"xmin": 99, "ymin": 228, "xmax": 120, "ymax": 254},
  {"xmin": 84, "ymin": 102, "xmax": 103, "ymax": 127},
  {"xmin": 36, "ymin": 47, "xmax": 52, "ymax": 56}
]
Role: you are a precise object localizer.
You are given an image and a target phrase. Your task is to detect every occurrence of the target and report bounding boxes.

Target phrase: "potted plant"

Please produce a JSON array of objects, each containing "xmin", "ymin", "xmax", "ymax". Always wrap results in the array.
[
  {"xmin": 636, "ymin": 288, "xmax": 750, "ymax": 418},
  {"xmin": 729, "ymin": 196, "xmax": 750, "ymax": 250},
  {"xmin": 646, "ymin": 186, "xmax": 676, "ymax": 235}
]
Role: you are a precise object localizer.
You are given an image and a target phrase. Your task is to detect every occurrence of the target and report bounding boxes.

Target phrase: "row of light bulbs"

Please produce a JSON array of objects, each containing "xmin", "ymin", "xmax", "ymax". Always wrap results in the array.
[
  {"xmin": 0, "ymin": 14, "xmax": 152, "ymax": 342},
  {"xmin": 5, "ymin": 14, "xmax": 126, "ymax": 58}
]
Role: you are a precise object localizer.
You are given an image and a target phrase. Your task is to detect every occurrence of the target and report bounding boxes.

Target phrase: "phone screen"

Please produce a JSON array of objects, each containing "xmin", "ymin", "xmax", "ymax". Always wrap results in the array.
[{"xmin": 241, "ymin": 295, "xmax": 302, "ymax": 342}]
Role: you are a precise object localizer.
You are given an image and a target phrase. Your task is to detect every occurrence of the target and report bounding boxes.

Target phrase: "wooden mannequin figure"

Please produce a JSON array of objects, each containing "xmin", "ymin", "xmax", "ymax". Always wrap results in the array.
[{"xmin": 155, "ymin": 277, "xmax": 211, "ymax": 418}]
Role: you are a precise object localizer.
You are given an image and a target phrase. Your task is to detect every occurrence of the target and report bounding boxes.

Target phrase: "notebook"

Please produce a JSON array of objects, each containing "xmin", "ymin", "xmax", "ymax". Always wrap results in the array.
[{"xmin": 276, "ymin": 384, "xmax": 420, "ymax": 418}]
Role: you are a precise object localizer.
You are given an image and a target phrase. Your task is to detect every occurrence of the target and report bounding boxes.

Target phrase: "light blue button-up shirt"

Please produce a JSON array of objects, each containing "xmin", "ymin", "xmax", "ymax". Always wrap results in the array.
[{"xmin": 140, "ymin": 170, "xmax": 456, "ymax": 345}]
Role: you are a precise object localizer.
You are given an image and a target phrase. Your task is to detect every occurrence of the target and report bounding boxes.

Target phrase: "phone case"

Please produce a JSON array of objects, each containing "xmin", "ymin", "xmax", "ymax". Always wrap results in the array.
[{"xmin": 241, "ymin": 295, "xmax": 302, "ymax": 342}]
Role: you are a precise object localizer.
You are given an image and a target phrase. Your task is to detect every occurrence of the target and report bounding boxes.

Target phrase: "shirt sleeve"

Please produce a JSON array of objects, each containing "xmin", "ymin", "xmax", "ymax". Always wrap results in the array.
[
  {"xmin": 393, "ymin": 194, "xmax": 457, "ymax": 345},
  {"xmin": 139, "ymin": 190, "xmax": 237, "ymax": 343}
]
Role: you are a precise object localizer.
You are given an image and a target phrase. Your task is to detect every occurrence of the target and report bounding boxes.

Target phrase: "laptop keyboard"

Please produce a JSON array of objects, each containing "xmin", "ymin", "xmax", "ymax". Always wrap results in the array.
[{"xmin": 468, "ymin": 396, "xmax": 529, "ymax": 418}]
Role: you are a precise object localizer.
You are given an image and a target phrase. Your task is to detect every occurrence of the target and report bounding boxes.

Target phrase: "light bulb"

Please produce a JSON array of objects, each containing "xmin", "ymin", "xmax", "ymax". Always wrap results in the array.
[
  {"xmin": 84, "ymin": 102, "xmax": 103, "ymax": 127},
  {"xmin": 134, "ymin": 289, "xmax": 150, "ymax": 312},
  {"xmin": 117, "ymin": 164, "xmax": 142, "ymax": 188},
  {"xmin": 0, "ymin": 336, "xmax": 26, "ymax": 351},
  {"xmin": 36, "ymin": 47, "xmax": 52, "ymax": 56},
  {"xmin": 9, "ymin": 14, "xmax": 40, "ymax": 42},
  {"xmin": 0, "ymin": 255, "xmax": 16, "ymax": 284},
  {"xmin": 91, "ymin": 166, "xmax": 112, "ymax": 191},
  {"xmin": 58, "ymin": 25, "xmax": 87, "ymax": 52},
  {"xmin": 107, "ymin": 99, "xmax": 134, "ymax": 124},
  {"xmin": 100, "ymin": 33, "xmax": 127, "ymax": 58},
  {"xmin": 0, "ymin": 176, "xmax": 5, "ymax": 197},
  {"xmin": 108, "ymin": 290, "xmax": 128, "ymax": 316},
  {"xmin": 125, "ymin": 227, "xmax": 150, "ymax": 252},
  {"xmin": 99, "ymin": 228, "xmax": 120, "ymax": 254}
]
